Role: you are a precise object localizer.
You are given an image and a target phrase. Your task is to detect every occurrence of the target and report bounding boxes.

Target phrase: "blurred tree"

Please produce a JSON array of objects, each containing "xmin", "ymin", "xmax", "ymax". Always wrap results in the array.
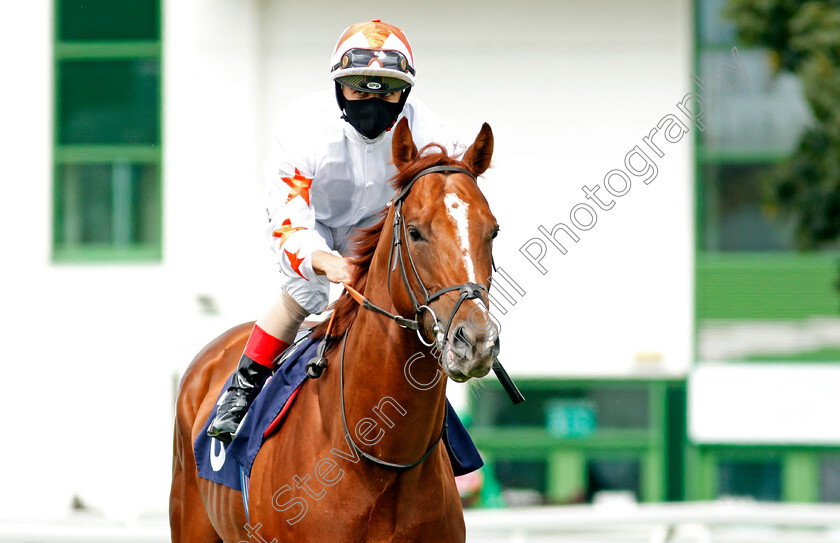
[{"xmin": 725, "ymin": 0, "xmax": 840, "ymax": 249}]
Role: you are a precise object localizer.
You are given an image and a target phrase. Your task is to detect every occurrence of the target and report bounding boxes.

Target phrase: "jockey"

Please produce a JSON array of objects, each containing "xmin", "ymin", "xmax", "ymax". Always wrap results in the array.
[{"xmin": 208, "ymin": 20, "xmax": 454, "ymax": 443}]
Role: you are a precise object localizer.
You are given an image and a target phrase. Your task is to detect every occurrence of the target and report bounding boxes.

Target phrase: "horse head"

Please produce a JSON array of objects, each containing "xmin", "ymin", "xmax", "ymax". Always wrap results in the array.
[{"xmin": 389, "ymin": 118, "xmax": 500, "ymax": 381}]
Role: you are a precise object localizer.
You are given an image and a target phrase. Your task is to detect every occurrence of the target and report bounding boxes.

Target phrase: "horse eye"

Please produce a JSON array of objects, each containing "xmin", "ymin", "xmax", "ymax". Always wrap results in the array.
[
  {"xmin": 491, "ymin": 226, "xmax": 500, "ymax": 240},
  {"xmin": 408, "ymin": 226, "xmax": 424, "ymax": 242}
]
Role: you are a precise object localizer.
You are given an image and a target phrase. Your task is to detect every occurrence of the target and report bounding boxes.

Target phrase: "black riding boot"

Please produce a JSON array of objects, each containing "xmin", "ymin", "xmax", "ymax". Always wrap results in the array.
[{"xmin": 206, "ymin": 354, "xmax": 273, "ymax": 444}]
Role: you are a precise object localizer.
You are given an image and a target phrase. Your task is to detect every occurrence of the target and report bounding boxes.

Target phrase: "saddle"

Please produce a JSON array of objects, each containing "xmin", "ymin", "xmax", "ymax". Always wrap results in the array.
[{"xmin": 194, "ymin": 331, "xmax": 483, "ymax": 492}]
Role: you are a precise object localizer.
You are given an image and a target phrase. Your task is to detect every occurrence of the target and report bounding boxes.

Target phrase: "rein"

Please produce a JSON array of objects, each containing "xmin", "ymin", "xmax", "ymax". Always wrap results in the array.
[{"xmin": 338, "ymin": 327, "xmax": 447, "ymax": 471}]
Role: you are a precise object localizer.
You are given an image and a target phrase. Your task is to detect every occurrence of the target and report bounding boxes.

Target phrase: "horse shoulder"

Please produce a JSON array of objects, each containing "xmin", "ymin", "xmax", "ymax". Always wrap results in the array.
[
  {"xmin": 172, "ymin": 322, "xmax": 253, "ymax": 542},
  {"xmin": 175, "ymin": 322, "xmax": 253, "ymax": 447}
]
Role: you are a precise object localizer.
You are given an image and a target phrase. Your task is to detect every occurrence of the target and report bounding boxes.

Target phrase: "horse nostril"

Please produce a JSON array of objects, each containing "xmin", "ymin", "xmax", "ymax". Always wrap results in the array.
[
  {"xmin": 450, "ymin": 323, "xmax": 470, "ymax": 356},
  {"xmin": 488, "ymin": 335, "xmax": 500, "ymax": 358},
  {"xmin": 450, "ymin": 321, "xmax": 499, "ymax": 361}
]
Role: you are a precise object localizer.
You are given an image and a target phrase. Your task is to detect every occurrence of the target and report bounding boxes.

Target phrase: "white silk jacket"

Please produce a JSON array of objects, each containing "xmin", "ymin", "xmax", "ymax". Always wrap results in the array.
[{"xmin": 263, "ymin": 89, "xmax": 454, "ymax": 283}]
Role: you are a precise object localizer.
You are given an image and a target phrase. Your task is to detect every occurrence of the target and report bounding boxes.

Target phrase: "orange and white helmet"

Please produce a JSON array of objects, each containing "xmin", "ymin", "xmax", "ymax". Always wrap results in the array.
[{"xmin": 330, "ymin": 20, "xmax": 416, "ymax": 93}]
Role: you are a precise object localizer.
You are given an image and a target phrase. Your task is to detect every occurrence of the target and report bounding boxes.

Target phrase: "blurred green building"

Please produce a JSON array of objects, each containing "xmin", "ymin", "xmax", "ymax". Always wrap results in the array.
[{"xmin": 469, "ymin": 0, "xmax": 840, "ymax": 507}]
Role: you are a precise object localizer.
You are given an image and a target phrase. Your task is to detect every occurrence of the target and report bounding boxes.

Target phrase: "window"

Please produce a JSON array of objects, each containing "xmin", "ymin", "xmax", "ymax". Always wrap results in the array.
[
  {"xmin": 586, "ymin": 458, "xmax": 641, "ymax": 502},
  {"xmin": 696, "ymin": 0, "xmax": 811, "ymax": 253},
  {"xmin": 494, "ymin": 459, "xmax": 548, "ymax": 506},
  {"xmin": 694, "ymin": 0, "xmax": 840, "ymax": 360},
  {"xmin": 820, "ymin": 457, "xmax": 840, "ymax": 503},
  {"xmin": 701, "ymin": 162, "xmax": 794, "ymax": 251},
  {"xmin": 469, "ymin": 380, "xmax": 683, "ymax": 504},
  {"xmin": 53, "ymin": 0, "xmax": 162, "ymax": 261},
  {"xmin": 718, "ymin": 459, "xmax": 782, "ymax": 501},
  {"xmin": 472, "ymin": 385, "xmax": 649, "ymax": 431}
]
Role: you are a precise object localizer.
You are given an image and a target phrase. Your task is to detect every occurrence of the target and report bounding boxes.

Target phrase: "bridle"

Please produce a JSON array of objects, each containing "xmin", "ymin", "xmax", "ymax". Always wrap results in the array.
[
  {"xmin": 335, "ymin": 164, "xmax": 493, "ymax": 471},
  {"xmin": 345, "ymin": 164, "xmax": 492, "ymax": 347}
]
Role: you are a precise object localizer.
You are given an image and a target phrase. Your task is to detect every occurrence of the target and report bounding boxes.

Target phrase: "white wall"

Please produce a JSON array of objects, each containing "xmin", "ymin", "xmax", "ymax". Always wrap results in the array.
[{"xmin": 0, "ymin": 0, "xmax": 694, "ymax": 521}]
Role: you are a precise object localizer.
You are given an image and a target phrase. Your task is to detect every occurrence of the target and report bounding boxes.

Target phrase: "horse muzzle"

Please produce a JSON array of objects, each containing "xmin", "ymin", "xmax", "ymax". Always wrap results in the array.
[{"xmin": 439, "ymin": 319, "xmax": 500, "ymax": 382}]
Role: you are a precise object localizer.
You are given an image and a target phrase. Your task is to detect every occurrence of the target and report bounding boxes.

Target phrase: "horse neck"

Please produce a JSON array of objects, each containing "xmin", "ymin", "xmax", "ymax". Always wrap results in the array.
[{"xmin": 340, "ymin": 208, "xmax": 448, "ymax": 462}]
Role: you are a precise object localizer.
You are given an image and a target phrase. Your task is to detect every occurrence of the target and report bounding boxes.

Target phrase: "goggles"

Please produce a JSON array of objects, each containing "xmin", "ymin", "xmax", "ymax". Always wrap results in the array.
[{"xmin": 332, "ymin": 48, "xmax": 416, "ymax": 76}]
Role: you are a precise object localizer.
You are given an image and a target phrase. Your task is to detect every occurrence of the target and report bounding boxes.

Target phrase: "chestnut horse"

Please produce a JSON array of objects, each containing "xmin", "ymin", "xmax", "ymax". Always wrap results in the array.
[{"xmin": 171, "ymin": 118, "xmax": 499, "ymax": 542}]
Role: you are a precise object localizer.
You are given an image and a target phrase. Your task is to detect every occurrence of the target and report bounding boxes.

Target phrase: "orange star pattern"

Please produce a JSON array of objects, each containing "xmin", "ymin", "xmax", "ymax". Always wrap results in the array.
[
  {"xmin": 272, "ymin": 218, "xmax": 306, "ymax": 248},
  {"xmin": 282, "ymin": 168, "xmax": 313, "ymax": 206},
  {"xmin": 285, "ymin": 249, "xmax": 308, "ymax": 280}
]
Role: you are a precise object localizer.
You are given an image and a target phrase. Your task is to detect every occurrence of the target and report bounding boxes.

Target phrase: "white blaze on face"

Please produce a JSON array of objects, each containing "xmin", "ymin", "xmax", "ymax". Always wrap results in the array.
[{"xmin": 444, "ymin": 192, "xmax": 477, "ymax": 282}]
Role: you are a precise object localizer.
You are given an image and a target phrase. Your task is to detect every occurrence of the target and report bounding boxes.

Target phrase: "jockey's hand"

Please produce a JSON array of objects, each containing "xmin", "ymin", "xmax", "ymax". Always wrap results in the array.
[{"xmin": 311, "ymin": 251, "xmax": 354, "ymax": 284}]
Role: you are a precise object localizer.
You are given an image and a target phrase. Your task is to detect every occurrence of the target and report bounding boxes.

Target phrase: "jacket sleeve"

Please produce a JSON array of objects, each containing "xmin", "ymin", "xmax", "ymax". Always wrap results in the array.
[{"xmin": 263, "ymin": 121, "xmax": 333, "ymax": 283}]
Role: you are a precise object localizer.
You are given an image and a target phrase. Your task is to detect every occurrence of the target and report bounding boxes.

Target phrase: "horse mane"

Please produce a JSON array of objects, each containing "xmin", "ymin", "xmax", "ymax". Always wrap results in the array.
[{"xmin": 311, "ymin": 143, "xmax": 470, "ymax": 340}]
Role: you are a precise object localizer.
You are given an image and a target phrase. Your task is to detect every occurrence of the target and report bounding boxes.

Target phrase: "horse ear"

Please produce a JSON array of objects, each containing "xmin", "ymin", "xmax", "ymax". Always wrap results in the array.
[
  {"xmin": 462, "ymin": 123, "xmax": 494, "ymax": 176},
  {"xmin": 391, "ymin": 117, "xmax": 418, "ymax": 169}
]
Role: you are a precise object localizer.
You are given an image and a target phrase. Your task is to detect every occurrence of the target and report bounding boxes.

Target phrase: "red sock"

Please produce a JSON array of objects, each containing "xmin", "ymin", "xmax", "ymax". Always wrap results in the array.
[{"xmin": 244, "ymin": 325, "xmax": 290, "ymax": 368}]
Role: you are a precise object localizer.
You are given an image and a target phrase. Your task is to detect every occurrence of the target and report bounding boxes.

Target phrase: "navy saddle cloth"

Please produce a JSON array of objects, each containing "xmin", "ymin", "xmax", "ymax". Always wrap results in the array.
[{"xmin": 194, "ymin": 334, "xmax": 484, "ymax": 491}]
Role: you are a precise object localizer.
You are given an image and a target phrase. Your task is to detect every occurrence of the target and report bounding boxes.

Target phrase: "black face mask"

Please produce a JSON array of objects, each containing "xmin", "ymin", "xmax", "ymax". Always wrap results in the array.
[{"xmin": 341, "ymin": 96, "xmax": 405, "ymax": 139}]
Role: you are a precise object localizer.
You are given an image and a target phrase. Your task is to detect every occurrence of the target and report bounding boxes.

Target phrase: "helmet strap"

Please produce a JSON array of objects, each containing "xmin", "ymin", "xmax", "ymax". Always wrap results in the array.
[
  {"xmin": 335, "ymin": 81, "xmax": 347, "ymax": 113},
  {"xmin": 395, "ymin": 86, "xmax": 411, "ymax": 113}
]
